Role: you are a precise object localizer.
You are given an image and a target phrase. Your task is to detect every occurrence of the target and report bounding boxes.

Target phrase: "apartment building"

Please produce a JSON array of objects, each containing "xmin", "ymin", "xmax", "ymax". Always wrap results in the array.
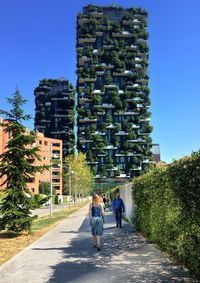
[
  {"xmin": 77, "ymin": 5, "xmax": 153, "ymax": 178},
  {"xmin": 0, "ymin": 118, "xmax": 8, "ymax": 188},
  {"xmin": 27, "ymin": 132, "xmax": 63, "ymax": 195},
  {"xmin": 0, "ymin": 121, "xmax": 62, "ymax": 195},
  {"xmin": 34, "ymin": 79, "xmax": 75, "ymax": 158}
]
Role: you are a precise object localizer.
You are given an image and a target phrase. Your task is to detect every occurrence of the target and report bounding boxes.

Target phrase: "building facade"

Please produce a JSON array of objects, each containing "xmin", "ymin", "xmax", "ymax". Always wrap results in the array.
[
  {"xmin": 0, "ymin": 118, "xmax": 8, "ymax": 188},
  {"xmin": 0, "ymin": 122, "xmax": 62, "ymax": 195},
  {"xmin": 77, "ymin": 5, "xmax": 153, "ymax": 178},
  {"xmin": 152, "ymin": 143, "xmax": 160, "ymax": 163},
  {"xmin": 27, "ymin": 132, "xmax": 63, "ymax": 195},
  {"xmin": 34, "ymin": 79, "xmax": 75, "ymax": 158}
]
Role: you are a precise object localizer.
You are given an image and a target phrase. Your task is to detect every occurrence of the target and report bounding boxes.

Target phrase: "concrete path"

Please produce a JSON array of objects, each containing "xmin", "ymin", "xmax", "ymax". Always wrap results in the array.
[{"xmin": 0, "ymin": 205, "xmax": 199, "ymax": 283}]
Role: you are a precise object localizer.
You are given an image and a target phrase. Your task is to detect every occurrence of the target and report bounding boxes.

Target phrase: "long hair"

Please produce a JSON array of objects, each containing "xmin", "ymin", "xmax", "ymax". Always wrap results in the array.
[{"xmin": 92, "ymin": 193, "xmax": 99, "ymax": 207}]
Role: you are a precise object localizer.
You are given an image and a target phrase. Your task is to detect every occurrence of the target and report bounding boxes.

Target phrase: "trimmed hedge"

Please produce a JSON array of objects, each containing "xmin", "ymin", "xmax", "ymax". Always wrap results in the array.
[
  {"xmin": 133, "ymin": 151, "xmax": 200, "ymax": 276},
  {"xmin": 110, "ymin": 186, "xmax": 120, "ymax": 201}
]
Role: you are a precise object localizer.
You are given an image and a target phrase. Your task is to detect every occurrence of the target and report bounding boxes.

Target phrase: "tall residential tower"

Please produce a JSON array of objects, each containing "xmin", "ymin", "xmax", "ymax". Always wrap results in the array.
[
  {"xmin": 34, "ymin": 79, "xmax": 75, "ymax": 158},
  {"xmin": 77, "ymin": 5, "xmax": 152, "ymax": 178}
]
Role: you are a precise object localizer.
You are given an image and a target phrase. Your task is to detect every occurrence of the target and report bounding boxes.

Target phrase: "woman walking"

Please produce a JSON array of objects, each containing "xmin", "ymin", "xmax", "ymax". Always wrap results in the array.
[{"xmin": 89, "ymin": 194, "xmax": 105, "ymax": 251}]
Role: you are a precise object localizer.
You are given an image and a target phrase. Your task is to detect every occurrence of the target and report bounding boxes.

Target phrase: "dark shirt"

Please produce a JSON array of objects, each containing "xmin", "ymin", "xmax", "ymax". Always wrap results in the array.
[{"xmin": 112, "ymin": 198, "xmax": 125, "ymax": 211}]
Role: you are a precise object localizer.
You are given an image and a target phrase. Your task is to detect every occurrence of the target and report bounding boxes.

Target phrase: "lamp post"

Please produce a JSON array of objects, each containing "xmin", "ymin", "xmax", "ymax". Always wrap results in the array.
[
  {"xmin": 50, "ymin": 143, "xmax": 53, "ymax": 218},
  {"xmin": 68, "ymin": 166, "xmax": 74, "ymax": 209},
  {"xmin": 69, "ymin": 166, "xmax": 71, "ymax": 209}
]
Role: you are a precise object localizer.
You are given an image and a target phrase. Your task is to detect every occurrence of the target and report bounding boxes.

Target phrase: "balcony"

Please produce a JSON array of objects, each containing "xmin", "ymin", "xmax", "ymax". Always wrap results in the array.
[
  {"xmin": 106, "ymin": 124, "xmax": 116, "ymax": 129},
  {"xmin": 132, "ymin": 124, "xmax": 140, "ymax": 129},
  {"xmin": 101, "ymin": 103, "xmax": 115, "ymax": 109},
  {"xmin": 103, "ymin": 145, "xmax": 117, "ymax": 150},
  {"xmin": 112, "ymin": 31, "xmax": 135, "ymax": 38},
  {"xmin": 97, "ymin": 112, "xmax": 106, "ymax": 115},
  {"xmin": 102, "ymin": 44, "xmax": 114, "ymax": 49},
  {"xmin": 79, "ymin": 56, "xmax": 90, "ymax": 65},
  {"xmin": 92, "ymin": 89, "xmax": 103, "ymax": 94},
  {"xmin": 79, "ymin": 98, "xmax": 92, "ymax": 105},
  {"xmin": 104, "ymin": 84, "xmax": 118, "ymax": 89},
  {"xmin": 126, "ymin": 45, "xmax": 137, "ymax": 51},
  {"xmin": 127, "ymin": 139, "xmax": 145, "ymax": 143},
  {"xmin": 95, "ymin": 31, "xmax": 103, "ymax": 36},
  {"xmin": 93, "ymin": 131, "xmax": 105, "ymax": 136},
  {"xmin": 115, "ymin": 131, "xmax": 128, "ymax": 136},
  {"xmin": 78, "ymin": 77, "xmax": 96, "ymax": 84},
  {"xmin": 79, "ymin": 118, "xmax": 97, "ymax": 123},
  {"xmin": 79, "ymin": 138, "xmax": 93, "ymax": 144},
  {"xmin": 78, "ymin": 37, "xmax": 96, "ymax": 44},
  {"xmin": 114, "ymin": 111, "xmax": 138, "ymax": 116}
]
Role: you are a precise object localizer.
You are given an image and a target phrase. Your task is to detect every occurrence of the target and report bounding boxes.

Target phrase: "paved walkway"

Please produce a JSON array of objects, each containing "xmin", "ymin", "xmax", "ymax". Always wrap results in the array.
[{"xmin": 0, "ymin": 205, "xmax": 199, "ymax": 283}]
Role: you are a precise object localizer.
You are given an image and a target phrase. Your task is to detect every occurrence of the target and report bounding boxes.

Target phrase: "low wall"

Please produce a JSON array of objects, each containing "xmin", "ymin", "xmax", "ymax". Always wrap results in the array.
[{"xmin": 119, "ymin": 183, "xmax": 135, "ymax": 220}]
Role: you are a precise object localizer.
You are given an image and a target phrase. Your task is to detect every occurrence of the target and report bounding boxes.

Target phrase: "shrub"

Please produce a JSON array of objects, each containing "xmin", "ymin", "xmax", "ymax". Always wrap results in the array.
[{"xmin": 133, "ymin": 151, "xmax": 200, "ymax": 277}]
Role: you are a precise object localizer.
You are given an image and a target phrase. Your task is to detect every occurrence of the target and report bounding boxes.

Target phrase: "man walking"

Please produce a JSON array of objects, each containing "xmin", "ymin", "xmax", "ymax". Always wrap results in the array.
[{"xmin": 112, "ymin": 193, "xmax": 125, "ymax": 228}]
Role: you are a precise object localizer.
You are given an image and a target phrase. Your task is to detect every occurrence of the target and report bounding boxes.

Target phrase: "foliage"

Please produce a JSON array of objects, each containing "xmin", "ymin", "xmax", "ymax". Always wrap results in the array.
[
  {"xmin": 62, "ymin": 153, "xmax": 94, "ymax": 199},
  {"xmin": 133, "ymin": 151, "xmax": 200, "ymax": 276},
  {"xmin": 39, "ymin": 181, "xmax": 50, "ymax": 195},
  {"xmin": 0, "ymin": 88, "xmax": 47, "ymax": 233}
]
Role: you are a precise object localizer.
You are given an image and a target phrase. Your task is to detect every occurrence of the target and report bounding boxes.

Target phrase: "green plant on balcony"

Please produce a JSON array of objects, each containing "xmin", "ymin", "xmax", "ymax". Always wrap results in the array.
[
  {"xmin": 114, "ymin": 123, "xmax": 121, "ymax": 132},
  {"xmin": 127, "ymin": 132, "xmax": 136, "ymax": 140},
  {"xmin": 100, "ymin": 165, "xmax": 107, "ymax": 177},
  {"xmin": 98, "ymin": 121, "xmax": 106, "ymax": 132},
  {"xmin": 121, "ymin": 121, "xmax": 132, "ymax": 132},
  {"xmin": 110, "ymin": 89, "xmax": 119, "ymax": 103},
  {"xmin": 84, "ymin": 46, "xmax": 93, "ymax": 58},
  {"xmin": 138, "ymin": 42, "xmax": 149, "ymax": 53},
  {"xmin": 87, "ymin": 150, "xmax": 94, "ymax": 162},
  {"xmin": 112, "ymin": 135, "xmax": 119, "ymax": 146},
  {"xmin": 122, "ymin": 14, "xmax": 133, "ymax": 21},
  {"xmin": 77, "ymin": 47, "xmax": 83, "ymax": 58},
  {"xmin": 114, "ymin": 169, "xmax": 121, "ymax": 177},
  {"xmin": 85, "ymin": 128, "xmax": 93, "ymax": 139},
  {"xmin": 121, "ymin": 141, "xmax": 129, "ymax": 151},
  {"xmin": 93, "ymin": 94, "xmax": 102, "ymax": 105},
  {"xmin": 104, "ymin": 112, "xmax": 112, "ymax": 124}
]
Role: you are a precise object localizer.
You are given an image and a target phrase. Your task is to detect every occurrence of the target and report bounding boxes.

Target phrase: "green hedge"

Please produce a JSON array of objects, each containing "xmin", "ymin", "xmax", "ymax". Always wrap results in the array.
[
  {"xmin": 133, "ymin": 151, "xmax": 200, "ymax": 276},
  {"xmin": 110, "ymin": 186, "xmax": 120, "ymax": 201}
]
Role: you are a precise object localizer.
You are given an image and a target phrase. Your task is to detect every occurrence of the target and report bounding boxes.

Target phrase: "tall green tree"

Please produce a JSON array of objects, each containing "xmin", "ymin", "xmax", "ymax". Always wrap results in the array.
[{"xmin": 0, "ymin": 88, "xmax": 47, "ymax": 233}]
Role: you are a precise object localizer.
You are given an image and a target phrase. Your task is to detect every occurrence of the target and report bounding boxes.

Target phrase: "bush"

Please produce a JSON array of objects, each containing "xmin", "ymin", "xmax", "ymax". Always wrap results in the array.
[{"xmin": 133, "ymin": 151, "xmax": 200, "ymax": 277}]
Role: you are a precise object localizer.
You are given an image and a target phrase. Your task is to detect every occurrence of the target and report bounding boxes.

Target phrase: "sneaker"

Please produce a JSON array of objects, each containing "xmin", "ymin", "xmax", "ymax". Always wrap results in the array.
[{"xmin": 97, "ymin": 247, "xmax": 101, "ymax": 251}]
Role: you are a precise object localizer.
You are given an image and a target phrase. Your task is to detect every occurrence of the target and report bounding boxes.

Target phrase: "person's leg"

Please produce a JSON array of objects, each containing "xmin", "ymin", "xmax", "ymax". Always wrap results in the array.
[
  {"xmin": 115, "ymin": 209, "xmax": 119, "ymax": 226},
  {"xmin": 96, "ymin": 235, "xmax": 101, "ymax": 251},
  {"xmin": 93, "ymin": 235, "xmax": 97, "ymax": 247},
  {"xmin": 119, "ymin": 209, "xmax": 122, "ymax": 228}
]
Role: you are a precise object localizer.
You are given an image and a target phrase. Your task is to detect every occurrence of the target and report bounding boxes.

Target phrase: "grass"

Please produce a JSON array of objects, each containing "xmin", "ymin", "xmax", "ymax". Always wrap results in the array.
[{"xmin": 0, "ymin": 202, "xmax": 88, "ymax": 266}]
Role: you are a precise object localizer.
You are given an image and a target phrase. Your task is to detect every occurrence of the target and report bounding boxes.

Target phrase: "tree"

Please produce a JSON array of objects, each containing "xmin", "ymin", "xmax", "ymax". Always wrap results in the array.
[
  {"xmin": 0, "ymin": 88, "xmax": 47, "ymax": 233},
  {"xmin": 63, "ymin": 153, "xmax": 94, "ymax": 200},
  {"xmin": 39, "ymin": 181, "xmax": 50, "ymax": 195}
]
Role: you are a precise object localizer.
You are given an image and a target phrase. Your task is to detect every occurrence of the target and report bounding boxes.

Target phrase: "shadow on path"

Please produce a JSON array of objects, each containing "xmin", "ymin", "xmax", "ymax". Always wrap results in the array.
[{"xmin": 35, "ymin": 212, "xmax": 198, "ymax": 283}]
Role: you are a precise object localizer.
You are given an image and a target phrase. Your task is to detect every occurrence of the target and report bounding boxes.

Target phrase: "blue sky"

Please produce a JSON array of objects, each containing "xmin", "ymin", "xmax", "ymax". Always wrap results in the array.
[{"xmin": 0, "ymin": 0, "xmax": 200, "ymax": 163}]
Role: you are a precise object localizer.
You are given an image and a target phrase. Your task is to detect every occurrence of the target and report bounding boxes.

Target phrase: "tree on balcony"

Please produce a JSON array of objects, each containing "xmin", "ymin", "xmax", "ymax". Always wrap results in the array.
[{"xmin": 105, "ymin": 112, "xmax": 112, "ymax": 124}]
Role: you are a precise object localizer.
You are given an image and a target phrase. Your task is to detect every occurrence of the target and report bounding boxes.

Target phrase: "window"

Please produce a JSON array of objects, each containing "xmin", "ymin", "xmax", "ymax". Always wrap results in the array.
[
  {"xmin": 39, "ymin": 140, "xmax": 42, "ymax": 145},
  {"xmin": 44, "ymin": 141, "xmax": 48, "ymax": 146}
]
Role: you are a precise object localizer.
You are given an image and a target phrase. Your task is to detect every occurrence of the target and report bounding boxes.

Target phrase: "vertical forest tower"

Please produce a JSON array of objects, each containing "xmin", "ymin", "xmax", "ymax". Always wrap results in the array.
[{"xmin": 77, "ymin": 5, "xmax": 152, "ymax": 178}]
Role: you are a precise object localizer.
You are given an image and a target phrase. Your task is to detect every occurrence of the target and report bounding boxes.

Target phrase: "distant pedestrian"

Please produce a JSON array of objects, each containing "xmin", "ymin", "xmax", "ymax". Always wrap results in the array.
[
  {"xmin": 89, "ymin": 194, "xmax": 105, "ymax": 251},
  {"xmin": 112, "ymin": 193, "xmax": 125, "ymax": 228}
]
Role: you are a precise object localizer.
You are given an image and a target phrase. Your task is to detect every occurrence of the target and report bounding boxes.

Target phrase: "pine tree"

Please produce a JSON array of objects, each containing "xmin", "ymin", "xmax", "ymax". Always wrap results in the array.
[{"xmin": 0, "ymin": 88, "xmax": 47, "ymax": 233}]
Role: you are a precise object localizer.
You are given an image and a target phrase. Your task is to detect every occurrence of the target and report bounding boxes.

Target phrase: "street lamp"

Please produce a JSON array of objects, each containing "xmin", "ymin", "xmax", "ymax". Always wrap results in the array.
[
  {"xmin": 50, "ymin": 143, "xmax": 53, "ymax": 218},
  {"xmin": 68, "ymin": 166, "xmax": 74, "ymax": 209}
]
